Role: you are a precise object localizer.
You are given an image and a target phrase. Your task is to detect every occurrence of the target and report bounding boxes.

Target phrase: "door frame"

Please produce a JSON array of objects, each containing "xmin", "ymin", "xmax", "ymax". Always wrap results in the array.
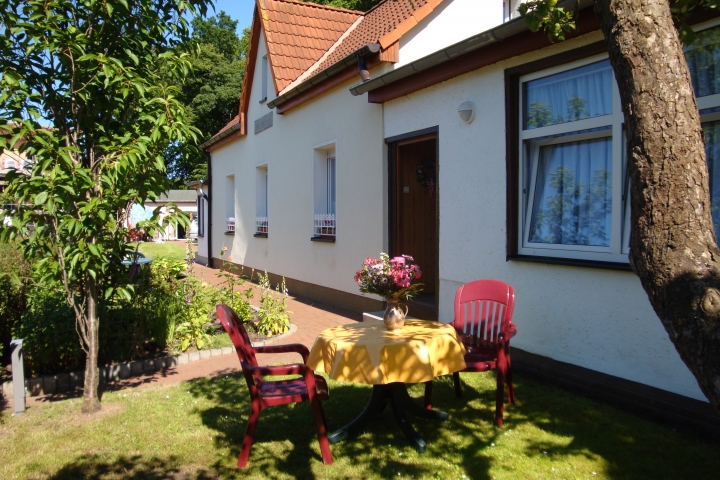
[{"xmin": 386, "ymin": 126, "xmax": 440, "ymax": 315}]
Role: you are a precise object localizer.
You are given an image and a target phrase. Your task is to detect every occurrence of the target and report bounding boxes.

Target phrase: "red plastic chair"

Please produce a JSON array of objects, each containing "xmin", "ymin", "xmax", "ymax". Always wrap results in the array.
[
  {"xmin": 216, "ymin": 304, "xmax": 333, "ymax": 467},
  {"xmin": 424, "ymin": 279, "xmax": 518, "ymax": 426}
]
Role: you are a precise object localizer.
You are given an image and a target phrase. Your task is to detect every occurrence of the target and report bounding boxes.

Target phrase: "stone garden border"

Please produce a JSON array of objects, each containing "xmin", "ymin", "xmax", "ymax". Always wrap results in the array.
[{"xmin": 1, "ymin": 322, "xmax": 297, "ymax": 399}]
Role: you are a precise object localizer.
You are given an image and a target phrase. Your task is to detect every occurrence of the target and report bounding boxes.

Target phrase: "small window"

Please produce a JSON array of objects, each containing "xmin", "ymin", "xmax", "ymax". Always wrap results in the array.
[
  {"xmin": 226, "ymin": 175, "xmax": 235, "ymax": 234},
  {"xmin": 197, "ymin": 194, "xmax": 205, "ymax": 237},
  {"xmin": 260, "ymin": 55, "xmax": 268, "ymax": 103},
  {"xmin": 313, "ymin": 145, "xmax": 336, "ymax": 239},
  {"xmin": 255, "ymin": 165, "xmax": 268, "ymax": 236}
]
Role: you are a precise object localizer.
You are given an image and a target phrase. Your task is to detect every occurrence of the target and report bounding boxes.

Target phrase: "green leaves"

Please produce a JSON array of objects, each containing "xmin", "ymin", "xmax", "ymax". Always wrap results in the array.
[
  {"xmin": 518, "ymin": 0, "xmax": 576, "ymax": 42},
  {"xmin": 0, "ymin": 0, "xmax": 213, "ymax": 374}
]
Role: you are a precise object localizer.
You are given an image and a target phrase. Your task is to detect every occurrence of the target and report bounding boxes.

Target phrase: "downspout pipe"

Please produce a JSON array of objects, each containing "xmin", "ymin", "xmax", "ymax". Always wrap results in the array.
[
  {"xmin": 358, "ymin": 55, "xmax": 370, "ymax": 82},
  {"xmin": 204, "ymin": 149, "xmax": 213, "ymax": 268},
  {"xmin": 267, "ymin": 43, "xmax": 381, "ymax": 109}
]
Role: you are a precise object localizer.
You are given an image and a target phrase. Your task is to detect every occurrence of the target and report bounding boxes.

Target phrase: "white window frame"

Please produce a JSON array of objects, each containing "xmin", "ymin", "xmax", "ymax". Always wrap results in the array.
[
  {"xmin": 313, "ymin": 141, "xmax": 337, "ymax": 238},
  {"xmin": 225, "ymin": 174, "xmax": 235, "ymax": 233},
  {"xmin": 518, "ymin": 53, "xmax": 629, "ymax": 263},
  {"xmin": 255, "ymin": 164, "xmax": 268, "ymax": 235},
  {"xmin": 260, "ymin": 54, "xmax": 268, "ymax": 103}
]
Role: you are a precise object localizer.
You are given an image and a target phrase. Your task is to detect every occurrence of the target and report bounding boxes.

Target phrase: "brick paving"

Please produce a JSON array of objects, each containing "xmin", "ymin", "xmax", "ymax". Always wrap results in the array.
[{"xmin": 5, "ymin": 262, "xmax": 363, "ymax": 411}]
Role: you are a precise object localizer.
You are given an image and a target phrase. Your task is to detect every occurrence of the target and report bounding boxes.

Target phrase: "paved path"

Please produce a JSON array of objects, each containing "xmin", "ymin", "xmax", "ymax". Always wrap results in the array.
[{"xmin": 5, "ymin": 263, "xmax": 364, "ymax": 411}]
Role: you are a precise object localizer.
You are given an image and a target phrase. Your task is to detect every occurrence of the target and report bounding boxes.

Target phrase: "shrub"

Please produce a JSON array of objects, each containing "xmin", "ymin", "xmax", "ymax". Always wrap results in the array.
[
  {"xmin": 255, "ymin": 271, "xmax": 291, "ymax": 336},
  {"xmin": 0, "ymin": 240, "xmax": 31, "ymax": 367}
]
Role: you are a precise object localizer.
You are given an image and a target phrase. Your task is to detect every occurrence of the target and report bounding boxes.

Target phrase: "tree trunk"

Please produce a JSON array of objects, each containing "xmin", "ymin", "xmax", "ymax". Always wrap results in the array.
[
  {"xmin": 81, "ymin": 275, "xmax": 101, "ymax": 413},
  {"xmin": 594, "ymin": 0, "xmax": 720, "ymax": 410}
]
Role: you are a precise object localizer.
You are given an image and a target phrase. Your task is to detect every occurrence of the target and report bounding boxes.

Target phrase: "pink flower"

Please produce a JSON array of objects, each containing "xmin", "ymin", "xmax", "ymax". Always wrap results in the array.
[
  {"xmin": 364, "ymin": 257, "xmax": 378, "ymax": 266},
  {"xmin": 390, "ymin": 256, "xmax": 406, "ymax": 265}
]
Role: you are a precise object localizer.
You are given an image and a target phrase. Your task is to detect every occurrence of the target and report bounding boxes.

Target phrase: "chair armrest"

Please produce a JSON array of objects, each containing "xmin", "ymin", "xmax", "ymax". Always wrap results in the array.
[
  {"xmin": 255, "ymin": 343, "xmax": 310, "ymax": 364},
  {"xmin": 245, "ymin": 363, "xmax": 307, "ymax": 377},
  {"xmin": 498, "ymin": 324, "xmax": 518, "ymax": 343}
]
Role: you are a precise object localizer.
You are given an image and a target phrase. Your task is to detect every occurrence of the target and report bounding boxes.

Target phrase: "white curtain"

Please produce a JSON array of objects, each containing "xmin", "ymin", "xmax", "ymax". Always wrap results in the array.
[
  {"xmin": 685, "ymin": 27, "xmax": 720, "ymax": 98},
  {"xmin": 524, "ymin": 59, "xmax": 613, "ymax": 129},
  {"xmin": 529, "ymin": 137, "xmax": 613, "ymax": 246},
  {"xmin": 704, "ymin": 121, "xmax": 720, "ymax": 239}
]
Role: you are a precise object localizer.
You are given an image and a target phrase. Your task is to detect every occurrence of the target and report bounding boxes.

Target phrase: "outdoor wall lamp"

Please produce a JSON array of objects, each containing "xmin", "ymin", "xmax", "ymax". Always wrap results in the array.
[{"xmin": 458, "ymin": 101, "xmax": 476, "ymax": 124}]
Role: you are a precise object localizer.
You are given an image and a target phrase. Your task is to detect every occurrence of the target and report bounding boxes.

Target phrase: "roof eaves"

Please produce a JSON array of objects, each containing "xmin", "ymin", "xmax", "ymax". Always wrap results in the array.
[
  {"xmin": 199, "ymin": 123, "xmax": 242, "ymax": 150},
  {"xmin": 267, "ymin": 42, "xmax": 381, "ymax": 109},
  {"xmin": 349, "ymin": 0, "xmax": 593, "ymax": 97}
]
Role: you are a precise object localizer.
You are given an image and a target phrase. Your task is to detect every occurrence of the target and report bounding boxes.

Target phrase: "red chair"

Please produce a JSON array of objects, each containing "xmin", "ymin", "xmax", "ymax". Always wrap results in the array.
[
  {"xmin": 424, "ymin": 279, "xmax": 518, "ymax": 426},
  {"xmin": 216, "ymin": 304, "xmax": 333, "ymax": 467}
]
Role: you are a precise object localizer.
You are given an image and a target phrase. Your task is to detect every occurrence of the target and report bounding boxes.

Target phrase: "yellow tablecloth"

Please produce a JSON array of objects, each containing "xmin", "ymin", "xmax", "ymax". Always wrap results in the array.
[{"xmin": 307, "ymin": 320, "xmax": 467, "ymax": 385}]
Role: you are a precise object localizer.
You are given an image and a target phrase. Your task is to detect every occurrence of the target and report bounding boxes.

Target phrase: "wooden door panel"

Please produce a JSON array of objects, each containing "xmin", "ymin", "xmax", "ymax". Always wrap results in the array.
[{"xmin": 396, "ymin": 139, "xmax": 437, "ymax": 294}]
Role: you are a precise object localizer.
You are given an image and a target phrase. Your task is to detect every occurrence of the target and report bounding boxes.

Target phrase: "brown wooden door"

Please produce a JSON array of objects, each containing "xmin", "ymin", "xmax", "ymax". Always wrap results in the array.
[{"xmin": 395, "ymin": 137, "xmax": 438, "ymax": 296}]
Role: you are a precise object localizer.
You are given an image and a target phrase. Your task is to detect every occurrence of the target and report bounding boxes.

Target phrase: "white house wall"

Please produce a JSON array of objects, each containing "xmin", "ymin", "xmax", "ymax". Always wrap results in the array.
[
  {"xmin": 397, "ymin": 0, "xmax": 504, "ymax": 68},
  {"xmin": 382, "ymin": 31, "xmax": 706, "ymax": 401},
  {"xmin": 210, "ymin": 30, "xmax": 386, "ymax": 295}
]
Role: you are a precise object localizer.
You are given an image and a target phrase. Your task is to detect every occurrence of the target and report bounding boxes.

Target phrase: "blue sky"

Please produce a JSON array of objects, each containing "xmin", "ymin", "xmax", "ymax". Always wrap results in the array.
[{"xmin": 211, "ymin": 0, "xmax": 256, "ymax": 34}]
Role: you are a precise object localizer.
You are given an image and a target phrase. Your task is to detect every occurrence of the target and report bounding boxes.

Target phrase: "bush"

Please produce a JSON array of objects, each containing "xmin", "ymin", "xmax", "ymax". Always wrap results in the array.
[
  {"xmin": 1, "ymin": 245, "xmax": 257, "ymax": 377},
  {"xmin": 255, "ymin": 271, "xmax": 291, "ymax": 336},
  {"xmin": 0, "ymin": 240, "xmax": 31, "ymax": 367}
]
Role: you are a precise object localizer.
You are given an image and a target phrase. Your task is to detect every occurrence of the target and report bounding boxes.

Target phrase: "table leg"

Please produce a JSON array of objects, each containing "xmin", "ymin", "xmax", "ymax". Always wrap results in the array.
[
  {"xmin": 328, "ymin": 384, "xmax": 388, "ymax": 445},
  {"xmin": 391, "ymin": 383, "xmax": 449, "ymax": 421},
  {"xmin": 328, "ymin": 383, "xmax": 448, "ymax": 453}
]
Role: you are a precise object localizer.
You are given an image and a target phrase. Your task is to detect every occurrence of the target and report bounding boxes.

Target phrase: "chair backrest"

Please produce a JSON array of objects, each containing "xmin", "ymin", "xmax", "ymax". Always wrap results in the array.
[
  {"xmin": 216, "ymin": 304, "xmax": 261, "ymax": 388},
  {"xmin": 453, "ymin": 279, "xmax": 515, "ymax": 349}
]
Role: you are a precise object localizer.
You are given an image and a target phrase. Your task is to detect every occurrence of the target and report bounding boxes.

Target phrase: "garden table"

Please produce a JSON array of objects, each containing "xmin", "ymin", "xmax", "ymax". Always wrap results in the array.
[{"xmin": 307, "ymin": 320, "xmax": 466, "ymax": 452}]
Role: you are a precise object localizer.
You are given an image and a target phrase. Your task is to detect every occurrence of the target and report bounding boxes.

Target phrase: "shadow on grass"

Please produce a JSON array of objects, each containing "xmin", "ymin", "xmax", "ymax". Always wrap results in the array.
[
  {"xmin": 182, "ymin": 371, "xmax": 720, "ymax": 479},
  {"xmin": 48, "ymin": 454, "xmax": 215, "ymax": 479}
]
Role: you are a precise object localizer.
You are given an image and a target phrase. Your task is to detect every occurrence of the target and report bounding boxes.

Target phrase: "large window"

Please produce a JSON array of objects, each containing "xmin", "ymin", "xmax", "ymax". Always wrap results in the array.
[
  {"xmin": 514, "ymin": 23, "xmax": 720, "ymax": 264},
  {"xmin": 518, "ymin": 56, "xmax": 626, "ymax": 262},
  {"xmin": 687, "ymin": 25, "xmax": 720, "ymax": 240}
]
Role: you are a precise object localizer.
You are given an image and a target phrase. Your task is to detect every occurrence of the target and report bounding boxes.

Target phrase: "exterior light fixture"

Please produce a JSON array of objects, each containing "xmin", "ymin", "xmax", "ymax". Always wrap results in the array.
[{"xmin": 458, "ymin": 101, "xmax": 476, "ymax": 124}]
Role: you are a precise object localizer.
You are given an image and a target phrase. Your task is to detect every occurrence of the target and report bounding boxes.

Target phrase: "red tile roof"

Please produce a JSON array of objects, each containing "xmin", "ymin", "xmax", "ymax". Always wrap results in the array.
[
  {"xmin": 258, "ymin": 0, "xmax": 362, "ymax": 93},
  {"xmin": 205, "ymin": 115, "xmax": 240, "ymax": 145},
  {"xmin": 206, "ymin": 0, "xmax": 447, "ymax": 147},
  {"xmin": 310, "ymin": 0, "xmax": 439, "ymax": 75}
]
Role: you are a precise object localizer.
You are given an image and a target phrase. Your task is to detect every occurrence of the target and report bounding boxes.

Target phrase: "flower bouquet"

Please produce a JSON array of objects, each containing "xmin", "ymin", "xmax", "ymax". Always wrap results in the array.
[{"xmin": 354, "ymin": 253, "xmax": 423, "ymax": 301}]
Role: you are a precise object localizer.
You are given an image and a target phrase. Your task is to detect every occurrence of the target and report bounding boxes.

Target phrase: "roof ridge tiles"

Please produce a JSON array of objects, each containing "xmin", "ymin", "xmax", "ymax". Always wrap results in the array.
[{"xmin": 268, "ymin": 0, "xmax": 363, "ymax": 15}]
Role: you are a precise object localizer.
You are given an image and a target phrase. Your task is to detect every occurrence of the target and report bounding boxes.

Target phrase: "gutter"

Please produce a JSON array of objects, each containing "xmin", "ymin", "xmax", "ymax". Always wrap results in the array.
[
  {"xmin": 267, "ymin": 43, "xmax": 382, "ymax": 110},
  {"xmin": 349, "ymin": 0, "xmax": 594, "ymax": 96},
  {"xmin": 199, "ymin": 122, "xmax": 241, "ymax": 150}
]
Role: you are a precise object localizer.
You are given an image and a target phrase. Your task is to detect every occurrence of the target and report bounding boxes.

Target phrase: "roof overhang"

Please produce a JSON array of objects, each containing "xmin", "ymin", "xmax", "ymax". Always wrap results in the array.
[
  {"xmin": 349, "ymin": 0, "xmax": 596, "ymax": 99},
  {"xmin": 199, "ymin": 123, "xmax": 241, "ymax": 151},
  {"xmin": 267, "ymin": 43, "xmax": 381, "ymax": 111}
]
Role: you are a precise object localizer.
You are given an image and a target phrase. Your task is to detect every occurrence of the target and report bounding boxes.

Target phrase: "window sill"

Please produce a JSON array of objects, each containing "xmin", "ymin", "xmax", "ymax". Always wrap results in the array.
[
  {"xmin": 224, "ymin": 231, "xmax": 235, "ymax": 236},
  {"xmin": 254, "ymin": 233, "xmax": 268, "ymax": 238},
  {"xmin": 311, "ymin": 236, "xmax": 335, "ymax": 243},
  {"xmin": 507, "ymin": 254, "xmax": 632, "ymax": 271},
  {"xmin": 197, "ymin": 234, "xmax": 204, "ymax": 238}
]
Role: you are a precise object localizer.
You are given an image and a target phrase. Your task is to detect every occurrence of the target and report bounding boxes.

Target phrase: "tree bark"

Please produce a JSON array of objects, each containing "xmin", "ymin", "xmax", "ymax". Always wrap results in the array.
[
  {"xmin": 81, "ymin": 274, "xmax": 101, "ymax": 413},
  {"xmin": 594, "ymin": 0, "xmax": 720, "ymax": 410}
]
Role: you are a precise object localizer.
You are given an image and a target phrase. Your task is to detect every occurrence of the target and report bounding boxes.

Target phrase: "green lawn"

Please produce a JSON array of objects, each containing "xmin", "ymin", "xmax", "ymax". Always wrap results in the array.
[
  {"xmin": 131, "ymin": 241, "xmax": 188, "ymax": 261},
  {"xmin": 1, "ymin": 372, "xmax": 718, "ymax": 479}
]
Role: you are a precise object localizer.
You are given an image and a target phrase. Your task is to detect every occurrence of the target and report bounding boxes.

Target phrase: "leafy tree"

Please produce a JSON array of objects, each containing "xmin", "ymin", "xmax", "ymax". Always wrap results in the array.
[
  {"xmin": 301, "ymin": 0, "xmax": 384, "ymax": 11},
  {"xmin": 520, "ymin": 0, "xmax": 720, "ymax": 411},
  {"xmin": 0, "ymin": 0, "xmax": 210, "ymax": 413},
  {"xmin": 165, "ymin": 13, "xmax": 247, "ymax": 183}
]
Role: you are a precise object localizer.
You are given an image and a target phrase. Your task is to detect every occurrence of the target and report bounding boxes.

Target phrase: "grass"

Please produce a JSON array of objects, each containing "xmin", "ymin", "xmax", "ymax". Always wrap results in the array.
[
  {"xmin": 131, "ymin": 241, "xmax": 188, "ymax": 261},
  {"xmin": 1, "ymin": 372, "xmax": 718, "ymax": 479}
]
